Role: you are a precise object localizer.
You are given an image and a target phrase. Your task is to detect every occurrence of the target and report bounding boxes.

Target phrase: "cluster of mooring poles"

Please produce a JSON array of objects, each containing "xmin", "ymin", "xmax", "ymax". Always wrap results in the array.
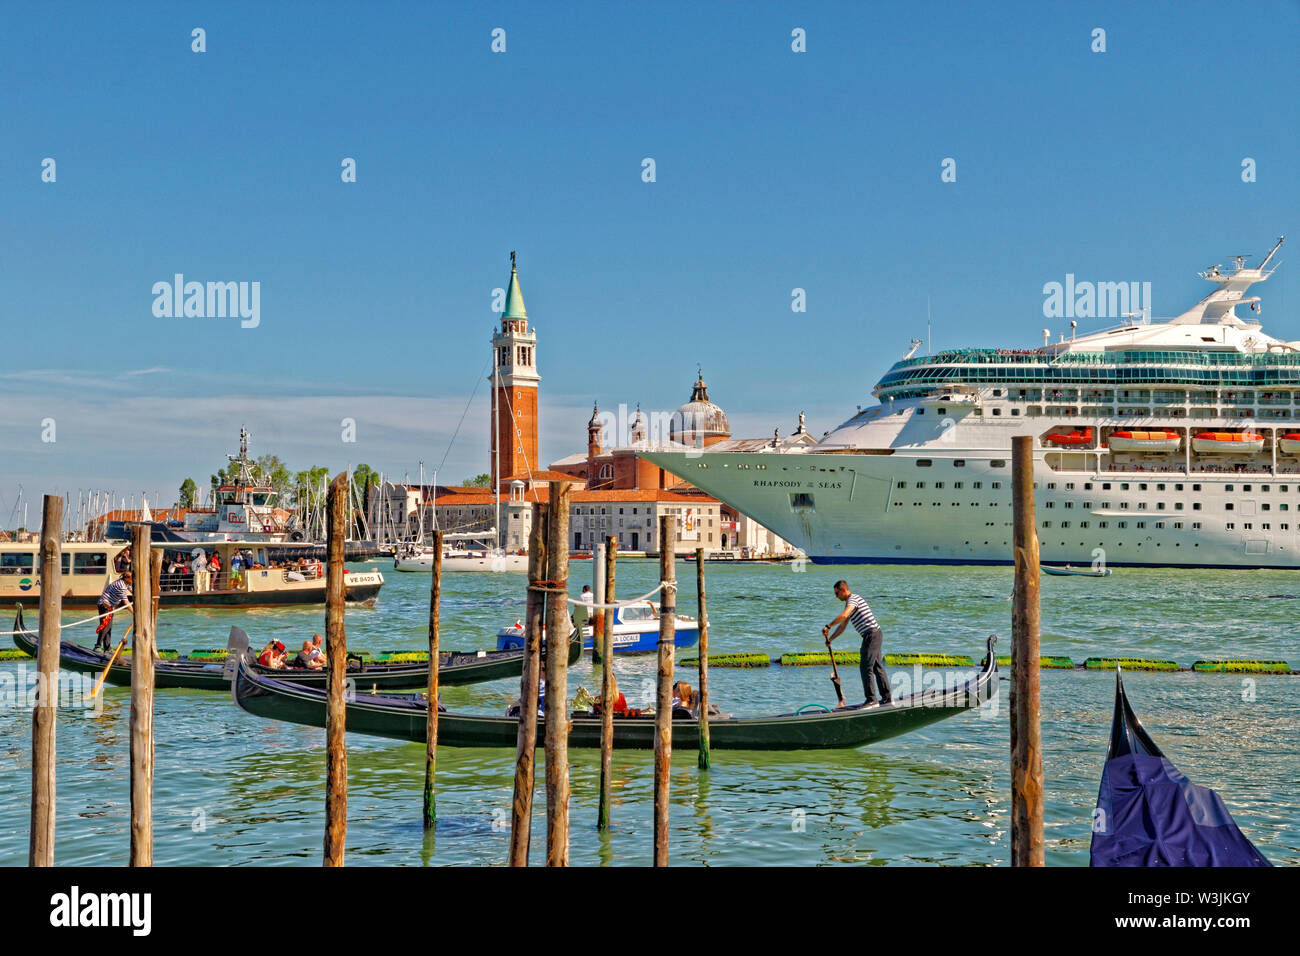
[{"xmin": 27, "ymin": 440, "xmax": 1040, "ymax": 868}]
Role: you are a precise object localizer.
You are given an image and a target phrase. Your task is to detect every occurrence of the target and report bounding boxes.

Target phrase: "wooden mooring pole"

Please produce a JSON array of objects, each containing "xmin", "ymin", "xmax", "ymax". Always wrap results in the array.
[
  {"xmin": 592, "ymin": 541, "xmax": 606, "ymax": 666},
  {"xmin": 509, "ymin": 502, "xmax": 547, "ymax": 866},
  {"xmin": 695, "ymin": 547, "xmax": 711, "ymax": 771},
  {"xmin": 597, "ymin": 534, "xmax": 617, "ymax": 830},
  {"xmin": 29, "ymin": 494, "xmax": 63, "ymax": 866},
  {"xmin": 423, "ymin": 530, "xmax": 444, "ymax": 829},
  {"xmin": 129, "ymin": 523, "xmax": 155, "ymax": 866},
  {"xmin": 323, "ymin": 472, "xmax": 349, "ymax": 866},
  {"xmin": 653, "ymin": 516, "xmax": 676, "ymax": 866},
  {"xmin": 1010, "ymin": 435, "xmax": 1044, "ymax": 866},
  {"xmin": 544, "ymin": 481, "xmax": 573, "ymax": 865}
]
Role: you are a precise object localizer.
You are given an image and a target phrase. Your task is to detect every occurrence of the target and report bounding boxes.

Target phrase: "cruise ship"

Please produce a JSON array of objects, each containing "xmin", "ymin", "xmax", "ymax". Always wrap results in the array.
[{"xmin": 643, "ymin": 237, "xmax": 1300, "ymax": 568}]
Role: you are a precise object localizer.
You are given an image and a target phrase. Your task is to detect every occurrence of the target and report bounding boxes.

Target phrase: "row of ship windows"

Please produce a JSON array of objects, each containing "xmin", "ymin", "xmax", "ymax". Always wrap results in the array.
[
  {"xmin": 907, "ymin": 468, "xmax": 1295, "ymax": 496},
  {"xmin": 894, "ymin": 499, "xmax": 1288, "ymax": 513}
]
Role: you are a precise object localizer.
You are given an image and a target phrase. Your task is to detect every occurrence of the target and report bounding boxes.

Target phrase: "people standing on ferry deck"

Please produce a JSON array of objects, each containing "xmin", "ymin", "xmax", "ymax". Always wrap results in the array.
[
  {"xmin": 113, "ymin": 545, "xmax": 132, "ymax": 574},
  {"xmin": 192, "ymin": 549, "xmax": 208, "ymax": 593},
  {"xmin": 94, "ymin": 570, "xmax": 133, "ymax": 652},
  {"xmin": 823, "ymin": 580, "xmax": 892, "ymax": 708}
]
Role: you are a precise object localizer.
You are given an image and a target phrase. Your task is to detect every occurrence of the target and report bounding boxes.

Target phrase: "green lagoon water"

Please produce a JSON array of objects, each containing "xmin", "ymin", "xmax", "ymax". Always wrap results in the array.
[{"xmin": 1, "ymin": 559, "xmax": 1296, "ymax": 866}]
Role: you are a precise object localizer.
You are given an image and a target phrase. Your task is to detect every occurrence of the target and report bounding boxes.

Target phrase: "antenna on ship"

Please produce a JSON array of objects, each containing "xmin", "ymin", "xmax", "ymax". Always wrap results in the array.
[
  {"xmin": 1260, "ymin": 235, "xmax": 1285, "ymax": 271},
  {"xmin": 1042, "ymin": 329, "xmax": 1050, "ymax": 347},
  {"xmin": 1070, "ymin": 319, "xmax": 1077, "ymax": 341}
]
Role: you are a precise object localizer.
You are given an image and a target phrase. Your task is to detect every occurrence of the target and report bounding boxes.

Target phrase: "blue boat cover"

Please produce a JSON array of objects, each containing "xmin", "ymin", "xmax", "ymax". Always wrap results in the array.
[{"xmin": 1090, "ymin": 671, "xmax": 1270, "ymax": 867}]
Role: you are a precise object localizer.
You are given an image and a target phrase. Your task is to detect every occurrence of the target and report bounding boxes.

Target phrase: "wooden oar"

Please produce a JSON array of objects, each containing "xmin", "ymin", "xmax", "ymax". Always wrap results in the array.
[
  {"xmin": 89, "ymin": 636, "xmax": 129, "ymax": 700},
  {"xmin": 824, "ymin": 636, "xmax": 847, "ymax": 709}
]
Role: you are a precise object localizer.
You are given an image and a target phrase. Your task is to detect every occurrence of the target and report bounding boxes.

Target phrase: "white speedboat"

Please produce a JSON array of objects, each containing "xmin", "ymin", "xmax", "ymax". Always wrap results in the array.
[{"xmin": 496, "ymin": 601, "xmax": 699, "ymax": 653}]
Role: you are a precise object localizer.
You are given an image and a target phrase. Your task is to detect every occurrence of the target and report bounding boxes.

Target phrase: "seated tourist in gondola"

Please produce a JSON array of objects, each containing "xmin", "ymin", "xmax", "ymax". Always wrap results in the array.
[
  {"xmin": 672, "ymin": 681, "xmax": 695, "ymax": 718},
  {"xmin": 294, "ymin": 640, "xmax": 325, "ymax": 669},
  {"xmin": 506, "ymin": 680, "xmax": 546, "ymax": 718},
  {"xmin": 257, "ymin": 640, "xmax": 287, "ymax": 669}
]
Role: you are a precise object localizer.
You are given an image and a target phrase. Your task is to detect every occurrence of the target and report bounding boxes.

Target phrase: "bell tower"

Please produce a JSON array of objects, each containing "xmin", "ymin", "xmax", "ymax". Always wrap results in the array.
[{"xmin": 490, "ymin": 252, "xmax": 540, "ymax": 489}]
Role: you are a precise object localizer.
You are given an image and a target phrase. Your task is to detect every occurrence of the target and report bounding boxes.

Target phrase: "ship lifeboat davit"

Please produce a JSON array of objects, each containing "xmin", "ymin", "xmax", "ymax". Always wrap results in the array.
[
  {"xmin": 1278, "ymin": 433, "xmax": 1300, "ymax": 455},
  {"xmin": 1043, "ymin": 427, "xmax": 1093, "ymax": 446},
  {"xmin": 1192, "ymin": 431, "xmax": 1265, "ymax": 454},
  {"xmin": 1107, "ymin": 430, "xmax": 1183, "ymax": 453}
]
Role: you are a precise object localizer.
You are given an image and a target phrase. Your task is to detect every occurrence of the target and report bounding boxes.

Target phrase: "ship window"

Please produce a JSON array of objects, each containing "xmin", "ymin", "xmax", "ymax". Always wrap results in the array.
[
  {"xmin": 1118, "ymin": 521, "xmax": 1127, "ymax": 528},
  {"xmin": 73, "ymin": 552, "xmax": 108, "ymax": 575},
  {"xmin": 896, "ymin": 482, "xmax": 907, "ymax": 489},
  {"xmin": 1047, "ymin": 482, "xmax": 1056, "ymax": 489},
  {"xmin": 1042, "ymin": 521, "xmax": 1052, "ymax": 528},
  {"xmin": 1136, "ymin": 522, "xmax": 1146, "ymax": 528},
  {"xmin": 1193, "ymin": 503, "xmax": 1202, "ymax": 510},
  {"xmin": 1243, "ymin": 485, "xmax": 1252, "ymax": 492},
  {"xmin": 991, "ymin": 460, "xmax": 1006, "ymax": 468},
  {"xmin": 1262, "ymin": 523, "xmax": 1270, "ymax": 530},
  {"xmin": 935, "ymin": 482, "xmax": 944, "ymax": 489},
  {"xmin": 993, "ymin": 389, "xmax": 1002, "ymax": 397},
  {"xmin": 1193, "ymin": 522, "xmax": 1202, "ymax": 529},
  {"xmin": 1066, "ymin": 483, "xmax": 1075, "ymax": 490},
  {"xmin": 1193, "ymin": 484, "xmax": 1201, "ymax": 492},
  {"xmin": 954, "ymin": 460, "xmax": 966, "ymax": 467},
  {"xmin": 1157, "ymin": 502, "xmax": 1166, "ymax": 510},
  {"xmin": 1226, "ymin": 503, "xmax": 1234, "ymax": 511},
  {"xmin": 1156, "ymin": 484, "xmax": 1165, "ymax": 491},
  {"xmin": 1262, "ymin": 485, "xmax": 1271, "ymax": 492},
  {"xmin": 1263, "ymin": 503, "xmax": 1271, "ymax": 511},
  {"xmin": 1083, "ymin": 502, "xmax": 1092, "ymax": 509},
  {"xmin": 973, "ymin": 482, "xmax": 982, "ymax": 489},
  {"xmin": 916, "ymin": 408, "xmax": 925, "ymax": 415},
  {"xmin": 1284, "ymin": 524, "xmax": 1290, "ymax": 530},
  {"xmin": 1121, "ymin": 483, "xmax": 1130, "ymax": 490},
  {"xmin": 937, "ymin": 408, "xmax": 946, "ymax": 415},
  {"xmin": 916, "ymin": 460, "xmax": 932, "ymax": 467},
  {"xmin": 1103, "ymin": 483, "xmax": 1111, "ymax": 490},
  {"xmin": 1244, "ymin": 523, "xmax": 1253, "ymax": 530},
  {"xmin": 1099, "ymin": 521, "xmax": 1108, "ymax": 528},
  {"xmin": 1139, "ymin": 484, "xmax": 1148, "ymax": 491},
  {"xmin": 1226, "ymin": 522, "xmax": 1235, "ymax": 530},
  {"xmin": 1120, "ymin": 503, "xmax": 1129, "ymax": 510},
  {"xmin": 1065, "ymin": 502, "xmax": 1073, "ymax": 508},
  {"xmin": 1138, "ymin": 503, "xmax": 1147, "ymax": 510},
  {"xmin": 1175, "ymin": 502, "xmax": 1184, "ymax": 510},
  {"xmin": 0, "ymin": 552, "xmax": 34, "ymax": 574},
  {"xmin": 1045, "ymin": 501, "xmax": 1054, "ymax": 508},
  {"xmin": 1174, "ymin": 522, "xmax": 1183, "ymax": 529},
  {"xmin": 1282, "ymin": 504, "xmax": 1290, "ymax": 511},
  {"xmin": 1011, "ymin": 408, "xmax": 1020, "ymax": 415},
  {"xmin": 992, "ymin": 409, "xmax": 1001, "ymax": 416},
  {"xmin": 954, "ymin": 482, "xmax": 963, "ymax": 489},
  {"xmin": 1175, "ymin": 484, "xmax": 1184, "ymax": 491},
  {"xmin": 1282, "ymin": 486, "xmax": 1289, "ymax": 492},
  {"xmin": 1225, "ymin": 485, "xmax": 1234, "ymax": 492},
  {"xmin": 916, "ymin": 482, "xmax": 925, "ymax": 489},
  {"xmin": 1060, "ymin": 522, "xmax": 1069, "ymax": 528},
  {"xmin": 992, "ymin": 482, "xmax": 1002, "ymax": 489}
]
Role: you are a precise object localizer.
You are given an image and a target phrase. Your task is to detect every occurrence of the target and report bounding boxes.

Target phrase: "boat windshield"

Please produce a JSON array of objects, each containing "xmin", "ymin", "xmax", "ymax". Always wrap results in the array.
[{"xmin": 619, "ymin": 603, "xmax": 655, "ymax": 622}]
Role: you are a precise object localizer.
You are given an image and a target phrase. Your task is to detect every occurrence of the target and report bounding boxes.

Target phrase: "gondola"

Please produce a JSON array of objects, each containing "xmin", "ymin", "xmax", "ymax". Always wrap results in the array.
[
  {"xmin": 232, "ymin": 635, "xmax": 1000, "ymax": 750},
  {"xmin": 9, "ymin": 606, "xmax": 580, "ymax": 692},
  {"xmin": 1090, "ymin": 669, "xmax": 1270, "ymax": 866}
]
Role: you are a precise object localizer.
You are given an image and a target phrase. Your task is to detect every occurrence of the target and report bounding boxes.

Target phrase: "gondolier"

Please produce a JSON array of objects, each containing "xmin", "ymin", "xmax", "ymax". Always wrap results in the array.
[
  {"xmin": 823, "ymin": 580, "xmax": 892, "ymax": 708},
  {"xmin": 94, "ymin": 570, "xmax": 132, "ymax": 652}
]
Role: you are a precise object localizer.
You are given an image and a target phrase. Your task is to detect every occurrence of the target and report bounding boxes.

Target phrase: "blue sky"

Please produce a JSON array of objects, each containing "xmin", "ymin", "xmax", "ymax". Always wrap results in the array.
[{"xmin": 2, "ymin": 1, "xmax": 1297, "ymax": 516}]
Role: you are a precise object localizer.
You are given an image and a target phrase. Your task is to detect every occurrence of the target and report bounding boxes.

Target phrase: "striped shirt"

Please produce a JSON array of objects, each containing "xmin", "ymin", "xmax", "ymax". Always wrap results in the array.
[
  {"xmin": 845, "ymin": 593, "xmax": 879, "ymax": 636},
  {"xmin": 99, "ymin": 578, "xmax": 130, "ymax": 608}
]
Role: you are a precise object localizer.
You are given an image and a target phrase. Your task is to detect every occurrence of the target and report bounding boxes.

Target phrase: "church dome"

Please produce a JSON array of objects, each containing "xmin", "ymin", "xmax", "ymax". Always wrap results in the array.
[{"xmin": 670, "ymin": 372, "xmax": 730, "ymax": 446}]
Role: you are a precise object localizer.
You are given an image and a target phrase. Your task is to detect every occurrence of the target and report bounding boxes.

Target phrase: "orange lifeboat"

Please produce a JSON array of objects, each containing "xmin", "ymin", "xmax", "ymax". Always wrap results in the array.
[
  {"xmin": 1044, "ymin": 427, "xmax": 1093, "ymax": 446},
  {"xmin": 1107, "ymin": 430, "xmax": 1182, "ymax": 453},
  {"xmin": 1192, "ymin": 431, "xmax": 1265, "ymax": 454}
]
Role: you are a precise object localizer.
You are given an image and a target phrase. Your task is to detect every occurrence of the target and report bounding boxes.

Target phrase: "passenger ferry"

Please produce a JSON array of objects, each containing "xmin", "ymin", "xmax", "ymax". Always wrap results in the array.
[
  {"xmin": 178, "ymin": 427, "xmax": 298, "ymax": 542},
  {"xmin": 644, "ymin": 238, "xmax": 1300, "ymax": 569},
  {"xmin": 0, "ymin": 539, "xmax": 383, "ymax": 607}
]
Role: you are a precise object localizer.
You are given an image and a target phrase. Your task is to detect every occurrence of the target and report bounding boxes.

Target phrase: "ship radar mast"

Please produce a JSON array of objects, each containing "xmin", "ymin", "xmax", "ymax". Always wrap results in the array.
[{"xmin": 1172, "ymin": 236, "xmax": 1284, "ymax": 327}]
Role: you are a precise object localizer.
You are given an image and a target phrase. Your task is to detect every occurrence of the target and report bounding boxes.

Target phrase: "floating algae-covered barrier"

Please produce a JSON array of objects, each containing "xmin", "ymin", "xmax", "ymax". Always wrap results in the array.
[
  {"xmin": 680, "ymin": 653, "xmax": 770, "ymax": 668},
  {"xmin": 996, "ymin": 655, "xmax": 1076, "ymax": 669},
  {"xmin": 0, "ymin": 648, "xmax": 31, "ymax": 661},
  {"xmin": 885, "ymin": 653, "xmax": 974, "ymax": 667},
  {"xmin": 1084, "ymin": 657, "xmax": 1179, "ymax": 672},
  {"xmin": 1192, "ymin": 659, "xmax": 1295, "ymax": 675}
]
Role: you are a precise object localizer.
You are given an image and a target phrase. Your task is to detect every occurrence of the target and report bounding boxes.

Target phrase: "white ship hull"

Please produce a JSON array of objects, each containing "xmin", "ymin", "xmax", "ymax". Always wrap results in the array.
[{"xmin": 395, "ymin": 550, "xmax": 528, "ymax": 573}]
